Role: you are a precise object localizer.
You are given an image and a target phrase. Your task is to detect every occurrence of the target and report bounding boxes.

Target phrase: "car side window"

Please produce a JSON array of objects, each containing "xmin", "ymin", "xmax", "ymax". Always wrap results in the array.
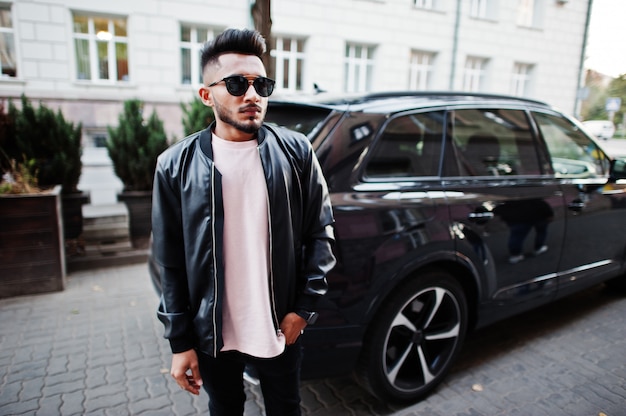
[
  {"xmin": 450, "ymin": 108, "xmax": 540, "ymax": 177},
  {"xmin": 533, "ymin": 112, "xmax": 610, "ymax": 178},
  {"xmin": 364, "ymin": 111, "xmax": 444, "ymax": 178}
]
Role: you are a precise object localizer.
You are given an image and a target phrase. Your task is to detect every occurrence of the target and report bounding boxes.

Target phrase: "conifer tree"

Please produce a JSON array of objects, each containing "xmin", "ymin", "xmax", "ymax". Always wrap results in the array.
[
  {"xmin": 181, "ymin": 96, "xmax": 214, "ymax": 137},
  {"xmin": 2, "ymin": 95, "xmax": 82, "ymax": 193},
  {"xmin": 107, "ymin": 99, "xmax": 169, "ymax": 191}
]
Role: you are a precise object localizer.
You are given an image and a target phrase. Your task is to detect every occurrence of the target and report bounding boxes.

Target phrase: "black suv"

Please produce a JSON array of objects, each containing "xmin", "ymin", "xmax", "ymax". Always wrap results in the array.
[{"xmin": 151, "ymin": 92, "xmax": 626, "ymax": 404}]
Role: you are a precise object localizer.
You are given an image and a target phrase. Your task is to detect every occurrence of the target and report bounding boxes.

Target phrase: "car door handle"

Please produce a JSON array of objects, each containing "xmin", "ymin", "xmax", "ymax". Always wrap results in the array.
[
  {"xmin": 468, "ymin": 211, "xmax": 494, "ymax": 222},
  {"xmin": 568, "ymin": 199, "xmax": 585, "ymax": 212}
]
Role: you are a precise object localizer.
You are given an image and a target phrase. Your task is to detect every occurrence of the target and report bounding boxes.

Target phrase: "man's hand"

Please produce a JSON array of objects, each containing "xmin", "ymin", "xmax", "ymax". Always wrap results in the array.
[
  {"xmin": 280, "ymin": 312, "xmax": 307, "ymax": 345},
  {"xmin": 171, "ymin": 349, "xmax": 203, "ymax": 395}
]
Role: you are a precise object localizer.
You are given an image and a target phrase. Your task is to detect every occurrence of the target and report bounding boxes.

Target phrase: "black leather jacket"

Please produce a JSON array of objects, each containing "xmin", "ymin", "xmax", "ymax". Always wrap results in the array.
[{"xmin": 152, "ymin": 124, "xmax": 336, "ymax": 355}]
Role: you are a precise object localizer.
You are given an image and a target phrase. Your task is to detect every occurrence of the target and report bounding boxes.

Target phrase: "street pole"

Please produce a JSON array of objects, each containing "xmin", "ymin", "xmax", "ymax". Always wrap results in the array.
[
  {"xmin": 449, "ymin": 0, "xmax": 462, "ymax": 90},
  {"xmin": 574, "ymin": 0, "xmax": 593, "ymax": 119},
  {"xmin": 251, "ymin": 0, "xmax": 275, "ymax": 80}
]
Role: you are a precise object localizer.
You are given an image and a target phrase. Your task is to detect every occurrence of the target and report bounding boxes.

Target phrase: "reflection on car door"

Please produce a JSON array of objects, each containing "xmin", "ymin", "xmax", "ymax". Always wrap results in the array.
[
  {"xmin": 533, "ymin": 111, "xmax": 626, "ymax": 297},
  {"xmin": 444, "ymin": 108, "xmax": 565, "ymax": 321}
]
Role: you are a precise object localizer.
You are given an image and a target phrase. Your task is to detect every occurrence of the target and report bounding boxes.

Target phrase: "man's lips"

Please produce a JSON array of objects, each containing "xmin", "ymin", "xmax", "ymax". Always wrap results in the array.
[{"xmin": 240, "ymin": 105, "xmax": 262, "ymax": 116}]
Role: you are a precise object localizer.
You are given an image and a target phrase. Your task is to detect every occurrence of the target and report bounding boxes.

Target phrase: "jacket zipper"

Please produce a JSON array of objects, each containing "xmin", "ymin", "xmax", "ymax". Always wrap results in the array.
[
  {"xmin": 259, "ymin": 147, "xmax": 281, "ymax": 332},
  {"xmin": 210, "ymin": 163, "xmax": 219, "ymax": 356}
]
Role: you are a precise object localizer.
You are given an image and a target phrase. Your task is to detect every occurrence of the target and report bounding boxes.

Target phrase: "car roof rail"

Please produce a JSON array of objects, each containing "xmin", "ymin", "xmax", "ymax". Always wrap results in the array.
[{"xmin": 360, "ymin": 91, "xmax": 549, "ymax": 106}]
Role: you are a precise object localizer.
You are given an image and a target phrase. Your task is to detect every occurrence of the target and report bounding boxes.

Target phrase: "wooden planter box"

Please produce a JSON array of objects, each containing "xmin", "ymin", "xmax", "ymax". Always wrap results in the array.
[{"xmin": 0, "ymin": 186, "xmax": 66, "ymax": 299}]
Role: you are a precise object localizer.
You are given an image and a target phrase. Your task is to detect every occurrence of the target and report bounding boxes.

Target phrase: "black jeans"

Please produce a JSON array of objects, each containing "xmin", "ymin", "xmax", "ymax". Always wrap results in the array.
[
  {"xmin": 508, "ymin": 220, "xmax": 549, "ymax": 255},
  {"xmin": 197, "ymin": 342, "xmax": 303, "ymax": 416}
]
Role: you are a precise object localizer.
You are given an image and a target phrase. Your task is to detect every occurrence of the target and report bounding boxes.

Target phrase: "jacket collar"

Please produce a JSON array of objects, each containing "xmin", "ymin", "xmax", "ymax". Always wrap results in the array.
[{"xmin": 199, "ymin": 121, "xmax": 268, "ymax": 159}]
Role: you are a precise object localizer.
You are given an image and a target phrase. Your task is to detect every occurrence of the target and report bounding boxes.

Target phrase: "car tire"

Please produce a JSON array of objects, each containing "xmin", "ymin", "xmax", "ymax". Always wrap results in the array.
[
  {"xmin": 606, "ymin": 274, "xmax": 626, "ymax": 293},
  {"xmin": 356, "ymin": 269, "xmax": 468, "ymax": 404}
]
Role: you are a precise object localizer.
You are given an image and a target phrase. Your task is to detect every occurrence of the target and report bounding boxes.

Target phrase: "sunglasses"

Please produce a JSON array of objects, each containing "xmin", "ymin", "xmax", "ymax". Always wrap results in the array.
[{"xmin": 208, "ymin": 75, "xmax": 275, "ymax": 97}]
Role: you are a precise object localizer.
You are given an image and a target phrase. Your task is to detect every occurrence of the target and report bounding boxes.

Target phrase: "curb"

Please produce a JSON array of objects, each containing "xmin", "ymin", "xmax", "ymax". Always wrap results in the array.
[{"xmin": 67, "ymin": 249, "xmax": 149, "ymax": 273}]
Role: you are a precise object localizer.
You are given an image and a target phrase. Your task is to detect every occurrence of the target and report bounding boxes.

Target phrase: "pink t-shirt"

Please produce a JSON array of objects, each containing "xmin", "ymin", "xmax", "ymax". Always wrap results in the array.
[{"xmin": 211, "ymin": 134, "xmax": 285, "ymax": 358}]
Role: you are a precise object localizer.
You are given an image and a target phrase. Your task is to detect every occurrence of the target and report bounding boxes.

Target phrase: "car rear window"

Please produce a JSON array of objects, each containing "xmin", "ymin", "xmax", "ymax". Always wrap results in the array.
[{"xmin": 266, "ymin": 102, "xmax": 333, "ymax": 140}]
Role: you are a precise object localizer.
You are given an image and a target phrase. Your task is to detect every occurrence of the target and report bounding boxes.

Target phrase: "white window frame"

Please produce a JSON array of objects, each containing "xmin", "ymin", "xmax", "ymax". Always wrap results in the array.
[
  {"xmin": 511, "ymin": 62, "xmax": 534, "ymax": 96},
  {"xmin": 462, "ymin": 56, "xmax": 488, "ymax": 92},
  {"xmin": 344, "ymin": 43, "xmax": 375, "ymax": 93},
  {"xmin": 0, "ymin": 4, "xmax": 17, "ymax": 78},
  {"xmin": 470, "ymin": 0, "xmax": 497, "ymax": 19},
  {"xmin": 517, "ymin": 0, "xmax": 544, "ymax": 28},
  {"xmin": 180, "ymin": 25, "xmax": 215, "ymax": 85},
  {"xmin": 408, "ymin": 50, "xmax": 435, "ymax": 90},
  {"xmin": 414, "ymin": 0, "xmax": 434, "ymax": 9},
  {"xmin": 270, "ymin": 36, "xmax": 306, "ymax": 93},
  {"xmin": 517, "ymin": 0, "xmax": 535, "ymax": 26},
  {"xmin": 469, "ymin": 0, "xmax": 488, "ymax": 18},
  {"xmin": 72, "ymin": 15, "xmax": 129, "ymax": 83}
]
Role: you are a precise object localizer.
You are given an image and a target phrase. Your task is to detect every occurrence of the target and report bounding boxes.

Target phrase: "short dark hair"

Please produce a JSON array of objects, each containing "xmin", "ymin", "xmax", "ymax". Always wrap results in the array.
[{"xmin": 200, "ymin": 28, "xmax": 266, "ymax": 72}]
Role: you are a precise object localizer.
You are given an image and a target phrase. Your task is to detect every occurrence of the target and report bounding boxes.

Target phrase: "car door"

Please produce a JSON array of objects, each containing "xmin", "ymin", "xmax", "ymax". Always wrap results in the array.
[
  {"xmin": 311, "ymin": 109, "xmax": 449, "ymax": 325},
  {"xmin": 304, "ymin": 107, "xmax": 454, "ymax": 380},
  {"xmin": 443, "ymin": 107, "xmax": 565, "ymax": 322},
  {"xmin": 531, "ymin": 110, "xmax": 626, "ymax": 297}
]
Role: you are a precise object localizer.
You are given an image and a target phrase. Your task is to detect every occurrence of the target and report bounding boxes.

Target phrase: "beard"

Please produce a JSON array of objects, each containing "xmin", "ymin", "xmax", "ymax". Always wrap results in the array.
[{"xmin": 214, "ymin": 100, "xmax": 265, "ymax": 134}]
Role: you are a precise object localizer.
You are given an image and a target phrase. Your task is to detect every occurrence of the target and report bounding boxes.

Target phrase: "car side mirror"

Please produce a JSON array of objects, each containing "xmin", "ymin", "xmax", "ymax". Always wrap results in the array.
[{"xmin": 610, "ymin": 158, "xmax": 626, "ymax": 180}]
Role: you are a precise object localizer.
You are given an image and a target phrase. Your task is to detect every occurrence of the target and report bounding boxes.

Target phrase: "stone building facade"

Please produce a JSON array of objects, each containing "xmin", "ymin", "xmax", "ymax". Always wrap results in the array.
[{"xmin": 1, "ymin": 0, "xmax": 590, "ymax": 142}]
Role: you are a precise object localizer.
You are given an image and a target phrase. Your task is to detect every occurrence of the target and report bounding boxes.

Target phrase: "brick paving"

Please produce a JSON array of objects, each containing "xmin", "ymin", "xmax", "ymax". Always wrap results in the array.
[{"xmin": 1, "ymin": 263, "xmax": 625, "ymax": 415}]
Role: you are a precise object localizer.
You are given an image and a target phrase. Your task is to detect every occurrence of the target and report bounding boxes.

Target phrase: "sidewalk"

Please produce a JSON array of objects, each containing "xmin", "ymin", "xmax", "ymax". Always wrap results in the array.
[
  {"xmin": 0, "ymin": 265, "xmax": 214, "ymax": 416},
  {"xmin": 1, "ymin": 263, "xmax": 625, "ymax": 415}
]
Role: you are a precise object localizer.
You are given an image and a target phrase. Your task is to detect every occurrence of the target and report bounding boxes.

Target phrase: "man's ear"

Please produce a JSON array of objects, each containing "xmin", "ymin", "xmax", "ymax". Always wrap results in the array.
[{"xmin": 199, "ymin": 87, "xmax": 213, "ymax": 106}]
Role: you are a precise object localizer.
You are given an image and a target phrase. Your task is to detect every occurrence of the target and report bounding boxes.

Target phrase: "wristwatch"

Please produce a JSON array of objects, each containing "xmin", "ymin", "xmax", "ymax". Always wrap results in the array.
[{"xmin": 296, "ymin": 310, "xmax": 318, "ymax": 325}]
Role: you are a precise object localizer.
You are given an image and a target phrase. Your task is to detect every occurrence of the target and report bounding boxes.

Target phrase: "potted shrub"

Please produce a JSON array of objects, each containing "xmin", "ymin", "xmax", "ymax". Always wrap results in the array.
[
  {"xmin": 0, "ymin": 102, "xmax": 67, "ymax": 298},
  {"xmin": 181, "ymin": 95, "xmax": 214, "ymax": 136},
  {"xmin": 106, "ymin": 99, "xmax": 168, "ymax": 248},
  {"xmin": 3, "ymin": 95, "xmax": 88, "ymax": 249}
]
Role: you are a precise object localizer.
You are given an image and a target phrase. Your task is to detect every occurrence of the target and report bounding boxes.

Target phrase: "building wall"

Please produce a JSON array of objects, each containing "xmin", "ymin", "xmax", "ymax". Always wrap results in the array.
[
  {"xmin": 270, "ymin": 0, "xmax": 589, "ymax": 113},
  {"xmin": 2, "ymin": 0, "xmax": 251, "ymax": 140},
  {"xmin": 1, "ymin": 0, "xmax": 590, "ymax": 141}
]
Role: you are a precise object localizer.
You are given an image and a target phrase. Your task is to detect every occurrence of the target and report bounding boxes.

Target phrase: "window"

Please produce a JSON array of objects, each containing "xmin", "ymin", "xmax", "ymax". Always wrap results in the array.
[
  {"xmin": 181, "ymin": 25, "xmax": 215, "ymax": 85},
  {"xmin": 462, "ymin": 56, "xmax": 488, "ymax": 92},
  {"xmin": 469, "ymin": 0, "xmax": 489, "ymax": 18},
  {"xmin": 73, "ymin": 15, "xmax": 128, "ymax": 82},
  {"xmin": 264, "ymin": 103, "xmax": 332, "ymax": 138},
  {"xmin": 0, "ymin": 5, "xmax": 16, "ymax": 77},
  {"xmin": 511, "ymin": 63, "xmax": 533, "ymax": 96},
  {"xmin": 517, "ymin": 0, "xmax": 534, "ymax": 26},
  {"xmin": 533, "ymin": 112, "xmax": 609, "ymax": 178},
  {"xmin": 344, "ymin": 43, "xmax": 375, "ymax": 93},
  {"xmin": 84, "ymin": 129, "xmax": 109, "ymax": 148},
  {"xmin": 271, "ymin": 37, "xmax": 305, "ymax": 92},
  {"xmin": 450, "ymin": 108, "xmax": 540, "ymax": 177},
  {"xmin": 414, "ymin": 0, "xmax": 434, "ymax": 9},
  {"xmin": 408, "ymin": 51, "xmax": 435, "ymax": 90},
  {"xmin": 517, "ymin": 0, "xmax": 543, "ymax": 27},
  {"xmin": 365, "ymin": 111, "xmax": 444, "ymax": 178}
]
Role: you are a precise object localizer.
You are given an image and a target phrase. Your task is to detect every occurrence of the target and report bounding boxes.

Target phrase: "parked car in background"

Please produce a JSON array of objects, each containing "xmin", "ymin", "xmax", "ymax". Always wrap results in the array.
[
  {"xmin": 582, "ymin": 119, "xmax": 615, "ymax": 140},
  {"xmin": 150, "ymin": 92, "xmax": 626, "ymax": 404}
]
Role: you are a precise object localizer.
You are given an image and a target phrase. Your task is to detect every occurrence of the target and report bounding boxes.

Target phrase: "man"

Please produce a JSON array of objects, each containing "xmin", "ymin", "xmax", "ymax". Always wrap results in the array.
[{"xmin": 152, "ymin": 28, "xmax": 336, "ymax": 416}]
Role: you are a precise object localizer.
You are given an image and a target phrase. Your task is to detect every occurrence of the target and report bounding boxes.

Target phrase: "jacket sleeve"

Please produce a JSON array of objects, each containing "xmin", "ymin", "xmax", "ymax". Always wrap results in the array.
[
  {"xmin": 295, "ymin": 145, "xmax": 337, "ymax": 313},
  {"xmin": 152, "ymin": 155, "xmax": 195, "ymax": 353}
]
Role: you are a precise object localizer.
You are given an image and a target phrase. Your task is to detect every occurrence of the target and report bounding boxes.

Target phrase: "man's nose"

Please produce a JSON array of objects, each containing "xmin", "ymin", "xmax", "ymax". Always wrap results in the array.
[{"xmin": 243, "ymin": 81, "xmax": 260, "ymax": 99}]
